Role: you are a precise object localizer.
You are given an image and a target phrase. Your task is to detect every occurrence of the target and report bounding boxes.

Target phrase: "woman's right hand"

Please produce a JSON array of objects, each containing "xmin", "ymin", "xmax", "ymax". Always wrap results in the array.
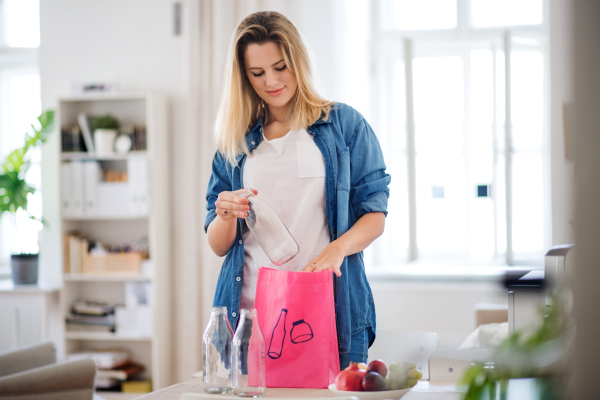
[{"xmin": 214, "ymin": 188, "xmax": 258, "ymax": 221}]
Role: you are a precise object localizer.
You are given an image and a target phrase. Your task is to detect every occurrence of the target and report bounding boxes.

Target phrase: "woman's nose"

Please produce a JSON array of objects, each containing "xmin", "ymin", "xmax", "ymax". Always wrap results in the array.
[{"xmin": 265, "ymin": 71, "xmax": 278, "ymax": 88}]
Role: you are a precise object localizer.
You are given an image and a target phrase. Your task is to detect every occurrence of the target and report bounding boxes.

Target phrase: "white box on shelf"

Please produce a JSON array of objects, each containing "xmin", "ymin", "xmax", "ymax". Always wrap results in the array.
[
  {"xmin": 96, "ymin": 182, "xmax": 130, "ymax": 216},
  {"xmin": 115, "ymin": 304, "xmax": 153, "ymax": 337},
  {"xmin": 125, "ymin": 282, "xmax": 152, "ymax": 309},
  {"xmin": 136, "ymin": 305, "xmax": 153, "ymax": 336},
  {"xmin": 115, "ymin": 306, "xmax": 137, "ymax": 336}
]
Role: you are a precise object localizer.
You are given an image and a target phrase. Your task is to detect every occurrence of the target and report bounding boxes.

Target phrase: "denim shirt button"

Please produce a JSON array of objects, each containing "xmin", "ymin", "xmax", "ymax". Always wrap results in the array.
[
  {"xmin": 239, "ymin": 239, "xmax": 242, "ymax": 244},
  {"xmin": 232, "ymin": 312, "xmax": 237, "ymax": 317},
  {"xmin": 236, "ymin": 277, "xmax": 241, "ymax": 282},
  {"xmin": 251, "ymin": 141, "xmax": 255, "ymax": 145}
]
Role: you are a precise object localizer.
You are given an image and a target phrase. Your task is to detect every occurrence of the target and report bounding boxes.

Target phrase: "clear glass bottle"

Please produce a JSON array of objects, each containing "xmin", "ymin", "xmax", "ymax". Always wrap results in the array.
[
  {"xmin": 203, "ymin": 306, "xmax": 234, "ymax": 394},
  {"xmin": 238, "ymin": 188, "xmax": 299, "ymax": 266},
  {"xmin": 232, "ymin": 308, "xmax": 266, "ymax": 397}
]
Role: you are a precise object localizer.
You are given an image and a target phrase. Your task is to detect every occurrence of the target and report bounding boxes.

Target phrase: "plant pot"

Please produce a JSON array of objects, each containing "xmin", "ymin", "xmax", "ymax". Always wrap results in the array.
[
  {"xmin": 94, "ymin": 129, "xmax": 118, "ymax": 155},
  {"xmin": 11, "ymin": 254, "xmax": 39, "ymax": 285}
]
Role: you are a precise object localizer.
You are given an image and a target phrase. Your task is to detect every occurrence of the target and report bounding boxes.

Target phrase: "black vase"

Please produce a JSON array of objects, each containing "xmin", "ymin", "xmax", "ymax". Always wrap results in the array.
[{"xmin": 11, "ymin": 254, "xmax": 39, "ymax": 285}]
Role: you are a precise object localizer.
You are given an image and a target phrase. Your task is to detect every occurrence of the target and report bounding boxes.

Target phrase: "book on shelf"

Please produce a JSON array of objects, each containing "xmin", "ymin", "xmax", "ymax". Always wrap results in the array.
[
  {"xmin": 97, "ymin": 362, "xmax": 144, "ymax": 381},
  {"xmin": 95, "ymin": 376, "xmax": 121, "ymax": 389},
  {"xmin": 63, "ymin": 232, "xmax": 84, "ymax": 274},
  {"xmin": 66, "ymin": 305, "xmax": 116, "ymax": 332},
  {"xmin": 122, "ymin": 380, "xmax": 152, "ymax": 393},
  {"xmin": 61, "ymin": 125, "xmax": 87, "ymax": 152},
  {"xmin": 66, "ymin": 314, "xmax": 115, "ymax": 331},
  {"xmin": 67, "ymin": 348, "xmax": 130, "ymax": 369},
  {"xmin": 72, "ymin": 300, "xmax": 115, "ymax": 316},
  {"xmin": 66, "ymin": 324, "xmax": 113, "ymax": 333},
  {"xmin": 77, "ymin": 113, "xmax": 95, "ymax": 153},
  {"xmin": 130, "ymin": 125, "xmax": 147, "ymax": 151}
]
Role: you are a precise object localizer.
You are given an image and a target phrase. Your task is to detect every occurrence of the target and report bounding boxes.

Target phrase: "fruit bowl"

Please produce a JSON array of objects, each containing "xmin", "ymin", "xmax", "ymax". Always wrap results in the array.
[{"xmin": 328, "ymin": 384, "xmax": 412, "ymax": 400}]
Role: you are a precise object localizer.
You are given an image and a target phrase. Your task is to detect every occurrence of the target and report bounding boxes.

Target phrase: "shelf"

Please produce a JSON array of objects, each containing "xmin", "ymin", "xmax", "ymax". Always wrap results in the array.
[
  {"xmin": 63, "ymin": 215, "xmax": 148, "ymax": 221},
  {"xmin": 61, "ymin": 151, "xmax": 148, "ymax": 161},
  {"xmin": 58, "ymin": 92, "xmax": 170, "ymax": 389},
  {"xmin": 59, "ymin": 91, "xmax": 152, "ymax": 102},
  {"xmin": 65, "ymin": 332, "xmax": 152, "ymax": 341},
  {"xmin": 64, "ymin": 274, "xmax": 152, "ymax": 282}
]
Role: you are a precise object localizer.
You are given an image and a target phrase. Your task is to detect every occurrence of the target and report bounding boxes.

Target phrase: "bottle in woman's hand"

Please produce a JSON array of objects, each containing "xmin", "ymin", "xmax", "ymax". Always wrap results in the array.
[{"xmin": 238, "ymin": 188, "xmax": 299, "ymax": 266}]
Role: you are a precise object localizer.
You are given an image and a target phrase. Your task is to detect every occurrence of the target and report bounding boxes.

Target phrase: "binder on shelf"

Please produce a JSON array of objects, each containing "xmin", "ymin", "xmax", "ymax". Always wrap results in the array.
[
  {"xmin": 77, "ymin": 113, "xmax": 95, "ymax": 153},
  {"xmin": 138, "ymin": 159, "xmax": 149, "ymax": 215},
  {"xmin": 70, "ymin": 161, "xmax": 85, "ymax": 217},
  {"xmin": 60, "ymin": 163, "xmax": 72, "ymax": 217},
  {"xmin": 83, "ymin": 161, "xmax": 100, "ymax": 216},
  {"xmin": 127, "ymin": 158, "xmax": 149, "ymax": 216}
]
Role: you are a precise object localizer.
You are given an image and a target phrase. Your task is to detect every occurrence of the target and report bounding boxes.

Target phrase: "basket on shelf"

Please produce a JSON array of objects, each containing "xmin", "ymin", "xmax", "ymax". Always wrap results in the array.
[{"xmin": 80, "ymin": 240, "xmax": 142, "ymax": 275}]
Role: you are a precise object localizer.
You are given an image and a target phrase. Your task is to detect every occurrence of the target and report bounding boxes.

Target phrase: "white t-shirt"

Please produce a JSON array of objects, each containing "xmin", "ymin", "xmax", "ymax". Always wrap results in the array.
[{"xmin": 240, "ymin": 127, "xmax": 330, "ymax": 310}]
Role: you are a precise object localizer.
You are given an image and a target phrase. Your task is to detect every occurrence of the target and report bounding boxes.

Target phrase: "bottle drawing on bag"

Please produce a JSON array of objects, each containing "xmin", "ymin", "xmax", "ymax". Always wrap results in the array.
[
  {"xmin": 290, "ymin": 319, "xmax": 314, "ymax": 344},
  {"xmin": 267, "ymin": 308, "xmax": 287, "ymax": 359},
  {"xmin": 238, "ymin": 188, "xmax": 299, "ymax": 266}
]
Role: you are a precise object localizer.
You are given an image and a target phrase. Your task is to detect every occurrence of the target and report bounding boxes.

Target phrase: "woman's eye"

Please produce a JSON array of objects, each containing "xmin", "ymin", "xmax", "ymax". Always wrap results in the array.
[
  {"xmin": 252, "ymin": 72, "xmax": 264, "ymax": 77},
  {"xmin": 275, "ymin": 65, "xmax": 287, "ymax": 71}
]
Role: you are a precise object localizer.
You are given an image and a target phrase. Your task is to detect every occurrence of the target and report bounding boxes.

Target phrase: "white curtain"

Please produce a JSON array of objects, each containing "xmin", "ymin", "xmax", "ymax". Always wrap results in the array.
[{"xmin": 172, "ymin": 0, "xmax": 370, "ymax": 383}]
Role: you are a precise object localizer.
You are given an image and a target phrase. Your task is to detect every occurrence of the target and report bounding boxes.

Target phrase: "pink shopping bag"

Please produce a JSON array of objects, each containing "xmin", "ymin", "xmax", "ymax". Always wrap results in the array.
[{"xmin": 254, "ymin": 267, "xmax": 340, "ymax": 388}]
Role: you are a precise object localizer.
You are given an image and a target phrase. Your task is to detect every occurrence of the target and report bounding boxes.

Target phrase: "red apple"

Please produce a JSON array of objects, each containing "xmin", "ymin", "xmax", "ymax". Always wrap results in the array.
[
  {"xmin": 367, "ymin": 359, "xmax": 388, "ymax": 378},
  {"xmin": 361, "ymin": 371, "xmax": 387, "ymax": 391}
]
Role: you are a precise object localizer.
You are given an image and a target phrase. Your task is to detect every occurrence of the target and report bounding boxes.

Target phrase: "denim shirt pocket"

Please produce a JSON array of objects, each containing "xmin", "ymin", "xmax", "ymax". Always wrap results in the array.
[{"xmin": 336, "ymin": 147, "xmax": 350, "ymax": 237}]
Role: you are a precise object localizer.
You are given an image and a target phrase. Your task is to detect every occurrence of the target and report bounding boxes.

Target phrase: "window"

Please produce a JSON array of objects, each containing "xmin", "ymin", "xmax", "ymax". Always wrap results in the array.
[
  {"xmin": 0, "ymin": 0, "xmax": 42, "ymax": 264},
  {"xmin": 366, "ymin": 0, "xmax": 549, "ymax": 268}
]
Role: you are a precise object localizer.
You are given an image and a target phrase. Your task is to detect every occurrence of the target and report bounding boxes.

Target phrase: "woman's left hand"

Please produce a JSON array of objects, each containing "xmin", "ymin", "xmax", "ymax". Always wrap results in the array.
[{"xmin": 302, "ymin": 241, "xmax": 345, "ymax": 277}]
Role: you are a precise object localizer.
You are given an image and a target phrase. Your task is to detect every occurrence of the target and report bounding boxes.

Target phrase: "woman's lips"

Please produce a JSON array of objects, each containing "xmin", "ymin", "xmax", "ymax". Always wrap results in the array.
[{"xmin": 266, "ymin": 87, "xmax": 284, "ymax": 97}]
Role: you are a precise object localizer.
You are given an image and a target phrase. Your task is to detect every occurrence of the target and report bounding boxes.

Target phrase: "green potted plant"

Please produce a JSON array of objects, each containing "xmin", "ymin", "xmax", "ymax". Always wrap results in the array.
[
  {"xmin": 0, "ymin": 110, "xmax": 55, "ymax": 285},
  {"xmin": 91, "ymin": 114, "xmax": 120, "ymax": 155}
]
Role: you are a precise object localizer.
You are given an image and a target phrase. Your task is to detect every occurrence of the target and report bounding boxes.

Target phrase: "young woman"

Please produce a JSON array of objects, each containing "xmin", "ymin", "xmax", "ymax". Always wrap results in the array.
[{"xmin": 205, "ymin": 11, "xmax": 391, "ymax": 369}]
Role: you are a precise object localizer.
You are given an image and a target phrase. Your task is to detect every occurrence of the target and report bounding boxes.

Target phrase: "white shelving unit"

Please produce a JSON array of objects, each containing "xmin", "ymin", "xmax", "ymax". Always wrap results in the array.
[{"xmin": 57, "ymin": 92, "xmax": 171, "ymax": 393}]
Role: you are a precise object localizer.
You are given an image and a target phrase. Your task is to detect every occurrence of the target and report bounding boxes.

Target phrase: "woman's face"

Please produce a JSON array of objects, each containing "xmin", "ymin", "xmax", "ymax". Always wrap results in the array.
[{"xmin": 244, "ymin": 41, "xmax": 298, "ymax": 110}]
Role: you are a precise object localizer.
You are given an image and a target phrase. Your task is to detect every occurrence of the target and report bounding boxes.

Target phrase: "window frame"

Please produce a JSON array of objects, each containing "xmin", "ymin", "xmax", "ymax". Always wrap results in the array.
[
  {"xmin": 0, "ymin": 46, "xmax": 41, "ymax": 268},
  {"xmin": 369, "ymin": 0, "xmax": 551, "ymax": 268}
]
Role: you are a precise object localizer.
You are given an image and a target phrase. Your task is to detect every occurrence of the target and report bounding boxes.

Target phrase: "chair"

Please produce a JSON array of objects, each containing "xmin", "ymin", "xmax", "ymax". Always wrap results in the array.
[
  {"xmin": 368, "ymin": 330, "xmax": 438, "ymax": 380},
  {"xmin": 0, "ymin": 342, "xmax": 97, "ymax": 400},
  {"xmin": 474, "ymin": 302, "xmax": 508, "ymax": 328}
]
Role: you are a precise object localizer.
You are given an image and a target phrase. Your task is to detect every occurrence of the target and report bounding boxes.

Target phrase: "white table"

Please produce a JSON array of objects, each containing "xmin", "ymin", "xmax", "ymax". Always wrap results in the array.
[{"xmin": 131, "ymin": 378, "xmax": 463, "ymax": 400}]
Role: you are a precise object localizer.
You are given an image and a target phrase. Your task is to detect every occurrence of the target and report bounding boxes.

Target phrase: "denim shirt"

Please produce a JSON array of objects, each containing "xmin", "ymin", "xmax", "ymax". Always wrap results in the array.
[{"xmin": 204, "ymin": 103, "xmax": 391, "ymax": 352}]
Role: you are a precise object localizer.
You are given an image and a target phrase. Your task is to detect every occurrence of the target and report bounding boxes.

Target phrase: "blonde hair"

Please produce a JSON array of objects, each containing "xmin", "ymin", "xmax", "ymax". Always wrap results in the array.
[{"xmin": 214, "ymin": 11, "xmax": 333, "ymax": 165}]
